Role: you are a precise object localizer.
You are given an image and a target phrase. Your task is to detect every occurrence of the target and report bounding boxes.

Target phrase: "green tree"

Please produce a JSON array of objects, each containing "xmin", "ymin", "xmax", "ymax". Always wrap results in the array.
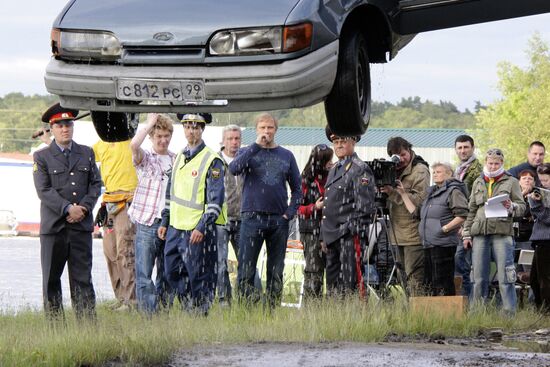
[
  {"xmin": 0, "ymin": 93, "xmax": 58, "ymax": 152},
  {"xmin": 472, "ymin": 33, "xmax": 550, "ymax": 168}
]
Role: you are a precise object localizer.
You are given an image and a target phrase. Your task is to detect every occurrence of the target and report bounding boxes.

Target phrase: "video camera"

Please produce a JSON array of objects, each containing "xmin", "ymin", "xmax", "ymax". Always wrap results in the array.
[
  {"xmin": 366, "ymin": 155, "xmax": 400, "ymax": 187},
  {"xmin": 365, "ymin": 155, "xmax": 400, "ymax": 211}
]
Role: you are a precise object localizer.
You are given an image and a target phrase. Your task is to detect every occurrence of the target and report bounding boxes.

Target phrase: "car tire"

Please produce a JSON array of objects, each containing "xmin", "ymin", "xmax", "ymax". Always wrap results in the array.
[
  {"xmin": 324, "ymin": 30, "xmax": 371, "ymax": 136},
  {"xmin": 90, "ymin": 111, "xmax": 138, "ymax": 142}
]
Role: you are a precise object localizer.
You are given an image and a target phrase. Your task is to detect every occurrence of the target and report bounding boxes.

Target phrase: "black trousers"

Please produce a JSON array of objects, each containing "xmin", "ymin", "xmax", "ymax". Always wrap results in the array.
[
  {"xmin": 301, "ymin": 232, "xmax": 326, "ymax": 299},
  {"xmin": 326, "ymin": 234, "xmax": 362, "ymax": 297},
  {"xmin": 40, "ymin": 228, "xmax": 96, "ymax": 319},
  {"xmin": 423, "ymin": 246, "xmax": 456, "ymax": 296},
  {"xmin": 530, "ymin": 241, "xmax": 550, "ymax": 312}
]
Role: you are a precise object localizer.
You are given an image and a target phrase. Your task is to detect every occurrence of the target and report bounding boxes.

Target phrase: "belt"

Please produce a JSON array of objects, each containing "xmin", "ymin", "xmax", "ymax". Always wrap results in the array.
[{"xmin": 247, "ymin": 211, "xmax": 277, "ymax": 216}]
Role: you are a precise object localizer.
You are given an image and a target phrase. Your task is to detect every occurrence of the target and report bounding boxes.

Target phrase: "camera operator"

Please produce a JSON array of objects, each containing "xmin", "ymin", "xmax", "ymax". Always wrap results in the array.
[
  {"xmin": 379, "ymin": 137, "xmax": 430, "ymax": 294},
  {"xmin": 320, "ymin": 127, "xmax": 376, "ymax": 297},
  {"xmin": 528, "ymin": 163, "xmax": 550, "ymax": 312}
]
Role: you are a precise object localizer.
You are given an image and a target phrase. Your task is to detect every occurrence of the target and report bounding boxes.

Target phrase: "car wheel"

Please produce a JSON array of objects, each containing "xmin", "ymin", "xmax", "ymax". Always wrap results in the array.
[
  {"xmin": 90, "ymin": 111, "xmax": 138, "ymax": 142},
  {"xmin": 324, "ymin": 30, "xmax": 370, "ymax": 136}
]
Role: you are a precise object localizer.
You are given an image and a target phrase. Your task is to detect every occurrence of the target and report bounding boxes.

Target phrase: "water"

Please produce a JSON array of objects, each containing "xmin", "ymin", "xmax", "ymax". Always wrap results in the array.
[{"xmin": 0, "ymin": 237, "xmax": 114, "ymax": 313}]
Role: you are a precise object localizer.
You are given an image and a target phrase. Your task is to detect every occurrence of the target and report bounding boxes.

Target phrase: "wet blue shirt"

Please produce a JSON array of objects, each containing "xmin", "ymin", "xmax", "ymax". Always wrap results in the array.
[{"xmin": 229, "ymin": 143, "xmax": 301, "ymax": 218}]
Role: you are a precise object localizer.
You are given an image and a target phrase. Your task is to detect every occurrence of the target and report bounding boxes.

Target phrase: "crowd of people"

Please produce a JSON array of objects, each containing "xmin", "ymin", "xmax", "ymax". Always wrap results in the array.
[{"xmin": 32, "ymin": 102, "xmax": 550, "ymax": 320}]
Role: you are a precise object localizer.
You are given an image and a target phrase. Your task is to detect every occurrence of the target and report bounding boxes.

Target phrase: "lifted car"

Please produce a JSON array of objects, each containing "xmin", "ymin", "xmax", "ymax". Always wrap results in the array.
[{"xmin": 45, "ymin": 0, "xmax": 550, "ymax": 141}]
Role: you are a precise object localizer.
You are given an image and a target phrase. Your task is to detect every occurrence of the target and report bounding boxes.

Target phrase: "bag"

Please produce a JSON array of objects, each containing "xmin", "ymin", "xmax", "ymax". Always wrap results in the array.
[{"xmin": 94, "ymin": 203, "xmax": 107, "ymax": 227}]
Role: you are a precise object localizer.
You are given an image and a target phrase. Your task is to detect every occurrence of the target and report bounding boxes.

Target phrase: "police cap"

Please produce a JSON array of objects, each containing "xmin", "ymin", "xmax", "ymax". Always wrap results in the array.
[
  {"xmin": 176, "ymin": 113, "xmax": 212, "ymax": 128},
  {"xmin": 41, "ymin": 103, "xmax": 78, "ymax": 125},
  {"xmin": 325, "ymin": 125, "xmax": 361, "ymax": 143}
]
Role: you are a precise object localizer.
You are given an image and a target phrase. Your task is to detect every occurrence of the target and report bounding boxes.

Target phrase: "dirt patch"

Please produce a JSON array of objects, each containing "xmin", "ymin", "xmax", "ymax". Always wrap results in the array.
[{"xmin": 167, "ymin": 341, "xmax": 550, "ymax": 367}]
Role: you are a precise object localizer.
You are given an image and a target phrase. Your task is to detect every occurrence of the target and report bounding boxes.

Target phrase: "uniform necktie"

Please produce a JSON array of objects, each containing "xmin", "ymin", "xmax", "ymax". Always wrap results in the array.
[{"xmin": 63, "ymin": 149, "xmax": 70, "ymax": 164}]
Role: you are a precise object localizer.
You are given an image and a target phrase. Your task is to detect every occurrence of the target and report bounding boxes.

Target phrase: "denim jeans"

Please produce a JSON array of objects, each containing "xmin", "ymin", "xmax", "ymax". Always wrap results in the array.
[
  {"xmin": 136, "ymin": 221, "xmax": 175, "ymax": 312},
  {"xmin": 471, "ymin": 235, "xmax": 517, "ymax": 313},
  {"xmin": 135, "ymin": 220, "xmax": 172, "ymax": 313},
  {"xmin": 454, "ymin": 244, "xmax": 472, "ymax": 296},
  {"xmin": 237, "ymin": 212, "xmax": 289, "ymax": 308}
]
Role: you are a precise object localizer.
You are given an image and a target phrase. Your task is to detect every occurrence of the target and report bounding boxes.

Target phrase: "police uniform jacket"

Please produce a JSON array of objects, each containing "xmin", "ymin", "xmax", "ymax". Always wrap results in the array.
[
  {"xmin": 33, "ymin": 141, "xmax": 102, "ymax": 234},
  {"xmin": 320, "ymin": 153, "xmax": 376, "ymax": 245},
  {"xmin": 161, "ymin": 141, "xmax": 225, "ymax": 234}
]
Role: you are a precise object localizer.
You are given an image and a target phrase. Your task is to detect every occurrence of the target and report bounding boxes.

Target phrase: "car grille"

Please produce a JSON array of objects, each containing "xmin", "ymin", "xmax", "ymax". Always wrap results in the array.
[{"xmin": 120, "ymin": 46, "xmax": 205, "ymax": 65}]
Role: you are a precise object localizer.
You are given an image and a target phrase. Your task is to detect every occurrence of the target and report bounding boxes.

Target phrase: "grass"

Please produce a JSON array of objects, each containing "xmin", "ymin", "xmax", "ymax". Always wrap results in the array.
[{"xmin": 1, "ymin": 296, "xmax": 548, "ymax": 367}]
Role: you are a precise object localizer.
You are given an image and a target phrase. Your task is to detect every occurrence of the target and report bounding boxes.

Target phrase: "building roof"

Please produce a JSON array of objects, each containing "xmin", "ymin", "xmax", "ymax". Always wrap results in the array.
[{"xmin": 242, "ymin": 127, "xmax": 466, "ymax": 148}]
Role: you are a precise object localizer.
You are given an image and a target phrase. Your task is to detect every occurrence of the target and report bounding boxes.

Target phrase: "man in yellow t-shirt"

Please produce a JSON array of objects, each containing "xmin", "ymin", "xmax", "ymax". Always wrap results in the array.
[{"xmin": 93, "ymin": 139, "xmax": 138, "ymax": 310}]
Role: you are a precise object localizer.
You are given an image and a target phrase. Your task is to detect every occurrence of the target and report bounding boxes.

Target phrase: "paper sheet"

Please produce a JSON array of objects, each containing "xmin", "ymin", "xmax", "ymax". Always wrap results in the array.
[{"xmin": 484, "ymin": 193, "xmax": 509, "ymax": 218}]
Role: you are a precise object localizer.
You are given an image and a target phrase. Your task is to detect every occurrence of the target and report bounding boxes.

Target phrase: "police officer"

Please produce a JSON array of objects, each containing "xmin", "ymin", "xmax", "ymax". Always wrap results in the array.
[
  {"xmin": 320, "ymin": 126, "xmax": 376, "ymax": 297},
  {"xmin": 158, "ymin": 113, "xmax": 226, "ymax": 315},
  {"xmin": 33, "ymin": 103, "xmax": 102, "ymax": 319}
]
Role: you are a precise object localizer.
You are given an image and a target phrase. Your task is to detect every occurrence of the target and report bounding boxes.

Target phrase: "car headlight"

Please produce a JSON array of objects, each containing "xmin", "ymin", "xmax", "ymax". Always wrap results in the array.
[
  {"xmin": 51, "ymin": 28, "xmax": 122, "ymax": 61},
  {"xmin": 209, "ymin": 23, "xmax": 312, "ymax": 56}
]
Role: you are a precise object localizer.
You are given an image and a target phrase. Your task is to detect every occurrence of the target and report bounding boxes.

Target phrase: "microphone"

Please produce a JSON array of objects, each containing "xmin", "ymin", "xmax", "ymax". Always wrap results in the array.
[{"xmin": 389, "ymin": 154, "xmax": 401, "ymax": 164}]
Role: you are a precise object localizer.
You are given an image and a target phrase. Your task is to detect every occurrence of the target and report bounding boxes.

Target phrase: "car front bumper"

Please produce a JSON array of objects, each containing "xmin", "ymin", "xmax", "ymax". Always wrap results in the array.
[{"xmin": 44, "ymin": 41, "xmax": 339, "ymax": 113}]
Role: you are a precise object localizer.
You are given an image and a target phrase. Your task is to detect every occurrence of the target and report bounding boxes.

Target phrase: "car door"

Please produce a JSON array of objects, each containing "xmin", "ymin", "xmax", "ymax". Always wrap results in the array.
[{"xmin": 395, "ymin": 0, "xmax": 550, "ymax": 35}]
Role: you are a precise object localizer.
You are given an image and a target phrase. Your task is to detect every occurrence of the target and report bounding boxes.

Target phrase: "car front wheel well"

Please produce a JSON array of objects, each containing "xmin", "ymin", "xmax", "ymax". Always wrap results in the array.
[{"xmin": 340, "ymin": 5, "xmax": 392, "ymax": 64}]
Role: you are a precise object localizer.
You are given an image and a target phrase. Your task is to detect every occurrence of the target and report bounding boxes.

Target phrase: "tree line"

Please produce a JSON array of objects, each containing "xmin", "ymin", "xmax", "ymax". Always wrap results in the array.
[{"xmin": 0, "ymin": 93, "xmax": 477, "ymax": 153}]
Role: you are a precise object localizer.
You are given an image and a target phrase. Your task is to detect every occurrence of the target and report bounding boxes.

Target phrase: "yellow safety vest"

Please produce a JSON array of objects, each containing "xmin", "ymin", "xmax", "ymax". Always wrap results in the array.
[{"xmin": 169, "ymin": 146, "xmax": 227, "ymax": 230}]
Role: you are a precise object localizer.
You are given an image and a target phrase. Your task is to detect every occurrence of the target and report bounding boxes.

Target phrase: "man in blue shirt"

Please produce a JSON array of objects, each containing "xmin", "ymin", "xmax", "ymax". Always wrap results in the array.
[{"xmin": 229, "ymin": 113, "xmax": 302, "ymax": 308}]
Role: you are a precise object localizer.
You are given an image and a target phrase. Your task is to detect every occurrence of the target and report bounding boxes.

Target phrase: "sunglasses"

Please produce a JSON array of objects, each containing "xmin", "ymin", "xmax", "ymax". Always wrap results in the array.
[
  {"xmin": 537, "ymin": 164, "xmax": 550, "ymax": 175},
  {"xmin": 316, "ymin": 144, "xmax": 329, "ymax": 150},
  {"xmin": 486, "ymin": 148, "xmax": 504, "ymax": 157}
]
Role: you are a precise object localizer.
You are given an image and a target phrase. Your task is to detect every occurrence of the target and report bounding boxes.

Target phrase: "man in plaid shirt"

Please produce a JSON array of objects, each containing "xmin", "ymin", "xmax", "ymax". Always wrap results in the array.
[{"xmin": 128, "ymin": 113, "xmax": 176, "ymax": 313}]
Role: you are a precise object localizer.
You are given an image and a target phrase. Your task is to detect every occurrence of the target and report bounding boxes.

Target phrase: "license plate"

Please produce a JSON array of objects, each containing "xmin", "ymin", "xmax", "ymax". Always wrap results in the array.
[{"xmin": 116, "ymin": 79, "xmax": 205, "ymax": 102}]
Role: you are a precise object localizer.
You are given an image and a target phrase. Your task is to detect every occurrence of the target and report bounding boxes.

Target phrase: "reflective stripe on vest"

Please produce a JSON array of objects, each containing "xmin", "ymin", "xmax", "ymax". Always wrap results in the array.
[{"xmin": 169, "ymin": 147, "xmax": 226, "ymax": 230}]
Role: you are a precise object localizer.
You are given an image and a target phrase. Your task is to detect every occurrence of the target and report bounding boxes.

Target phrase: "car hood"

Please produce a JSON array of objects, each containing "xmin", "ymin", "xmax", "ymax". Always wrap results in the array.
[{"xmin": 58, "ymin": 0, "xmax": 302, "ymax": 46}]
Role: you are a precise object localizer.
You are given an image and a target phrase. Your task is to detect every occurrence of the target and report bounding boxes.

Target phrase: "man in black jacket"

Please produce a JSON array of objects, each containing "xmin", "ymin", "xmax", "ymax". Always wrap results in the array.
[
  {"xmin": 33, "ymin": 103, "xmax": 102, "ymax": 319},
  {"xmin": 320, "ymin": 127, "xmax": 376, "ymax": 296}
]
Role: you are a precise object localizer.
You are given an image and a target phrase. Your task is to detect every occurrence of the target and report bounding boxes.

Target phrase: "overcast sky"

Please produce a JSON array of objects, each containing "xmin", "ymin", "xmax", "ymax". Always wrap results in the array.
[{"xmin": 2, "ymin": 1, "xmax": 550, "ymax": 112}]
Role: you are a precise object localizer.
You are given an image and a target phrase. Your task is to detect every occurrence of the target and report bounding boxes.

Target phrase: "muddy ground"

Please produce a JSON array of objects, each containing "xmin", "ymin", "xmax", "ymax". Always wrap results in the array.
[{"xmin": 166, "ymin": 332, "xmax": 550, "ymax": 367}]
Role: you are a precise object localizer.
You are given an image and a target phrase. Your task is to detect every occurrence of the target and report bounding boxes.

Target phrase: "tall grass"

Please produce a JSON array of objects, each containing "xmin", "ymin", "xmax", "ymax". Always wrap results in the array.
[{"xmin": 0, "ymin": 297, "xmax": 548, "ymax": 367}]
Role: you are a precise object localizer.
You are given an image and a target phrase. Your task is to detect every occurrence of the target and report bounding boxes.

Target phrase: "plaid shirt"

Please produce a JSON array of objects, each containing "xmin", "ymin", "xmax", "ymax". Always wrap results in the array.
[{"xmin": 128, "ymin": 149, "xmax": 175, "ymax": 226}]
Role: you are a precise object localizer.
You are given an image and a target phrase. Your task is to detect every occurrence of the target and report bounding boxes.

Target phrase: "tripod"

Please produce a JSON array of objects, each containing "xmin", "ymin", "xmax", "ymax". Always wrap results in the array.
[{"xmin": 364, "ymin": 202, "xmax": 408, "ymax": 299}]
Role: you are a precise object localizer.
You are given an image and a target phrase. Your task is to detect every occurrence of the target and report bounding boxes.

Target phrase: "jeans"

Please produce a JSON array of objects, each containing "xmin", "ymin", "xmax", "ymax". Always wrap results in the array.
[
  {"xmin": 135, "ymin": 220, "xmax": 173, "ymax": 313},
  {"xmin": 237, "ymin": 212, "xmax": 289, "ymax": 308},
  {"xmin": 471, "ymin": 235, "xmax": 517, "ymax": 313},
  {"xmin": 454, "ymin": 244, "xmax": 472, "ymax": 296}
]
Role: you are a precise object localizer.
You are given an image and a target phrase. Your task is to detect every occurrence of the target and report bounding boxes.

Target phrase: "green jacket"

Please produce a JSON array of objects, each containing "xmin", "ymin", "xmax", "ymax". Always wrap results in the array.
[
  {"xmin": 462, "ymin": 158, "xmax": 483, "ymax": 198},
  {"xmin": 462, "ymin": 173, "xmax": 525, "ymax": 238}
]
